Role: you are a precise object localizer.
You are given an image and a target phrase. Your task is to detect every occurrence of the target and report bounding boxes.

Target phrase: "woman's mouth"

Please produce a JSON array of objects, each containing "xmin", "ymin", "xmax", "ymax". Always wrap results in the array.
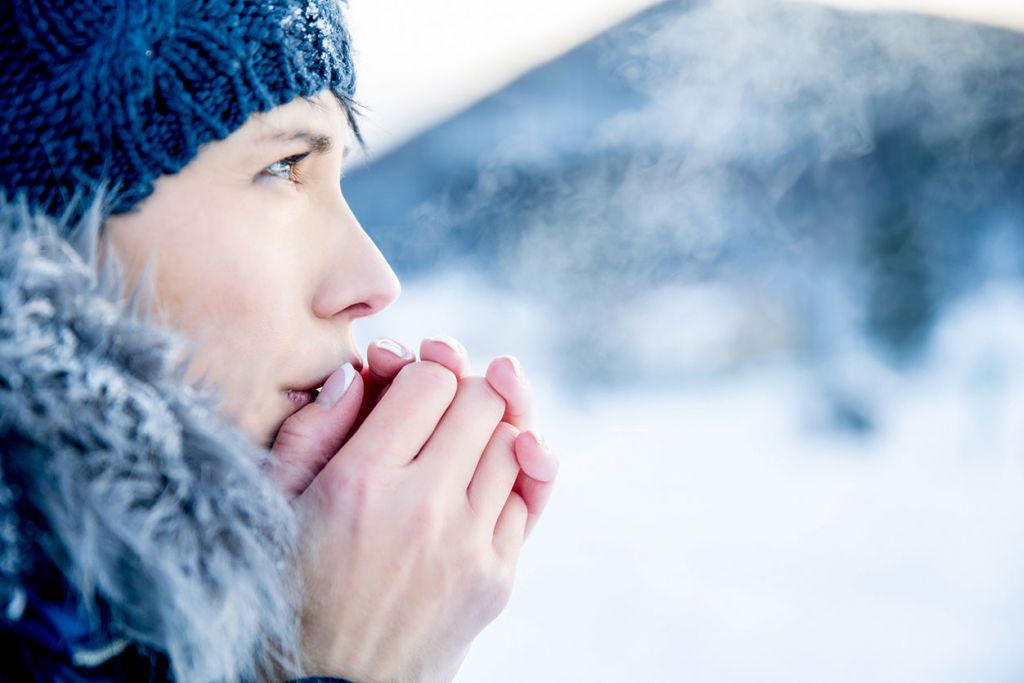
[
  {"xmin": 285, "ymin": 387, "xmax": 320, "ymax": 410},
  {"xmin": 284, "ymin": 358, "xmax": 362, "ymax": 413}
]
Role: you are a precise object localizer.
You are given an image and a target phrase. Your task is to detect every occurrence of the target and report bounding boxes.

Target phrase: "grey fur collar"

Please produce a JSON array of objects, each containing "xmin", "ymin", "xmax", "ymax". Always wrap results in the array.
[{"xmin": 0, "ymin": 196, "xmax": 301, "ymax": 681}]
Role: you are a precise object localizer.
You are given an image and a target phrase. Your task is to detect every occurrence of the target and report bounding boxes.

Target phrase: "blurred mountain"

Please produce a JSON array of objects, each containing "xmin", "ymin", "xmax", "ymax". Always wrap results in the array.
[{"xmin": 346, "ymin": 0, "xmax": 1024, "ymax": 382}]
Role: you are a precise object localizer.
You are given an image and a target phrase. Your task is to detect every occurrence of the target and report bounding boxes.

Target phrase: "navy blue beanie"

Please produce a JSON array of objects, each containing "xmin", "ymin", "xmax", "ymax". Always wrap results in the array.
[{"xmin": 0, "ymin": 0, "xmax": 357, "ymax": 220}]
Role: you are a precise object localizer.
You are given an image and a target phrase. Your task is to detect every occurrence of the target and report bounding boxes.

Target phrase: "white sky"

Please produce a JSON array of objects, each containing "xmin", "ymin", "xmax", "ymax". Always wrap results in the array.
[
  {"xmin": 806, "ymin": 0, "xmax": 1024, "ymax": 31},
  {"xmin": 345, "ymin": 1, "xmax": 1024, "ymax": 159},
  {"xmin": 344, "ymin": 0, "xmax": 661, "ymax": 157}
]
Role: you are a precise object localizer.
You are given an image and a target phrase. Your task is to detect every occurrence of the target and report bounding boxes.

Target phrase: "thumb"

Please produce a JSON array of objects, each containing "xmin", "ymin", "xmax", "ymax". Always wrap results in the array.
[{"xmin": 267, "ymin": 363, "xmax": 364, "ymax": 500}]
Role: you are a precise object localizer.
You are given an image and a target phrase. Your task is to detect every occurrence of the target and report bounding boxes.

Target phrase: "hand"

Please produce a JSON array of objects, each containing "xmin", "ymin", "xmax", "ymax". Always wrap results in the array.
[
  {"xmin": 295, "ymin": 359, "xmax": 518, "ymax": 682},
  {"xmin": 365, "ymin": 337, "xmax": 557, "ymax": 539},
  {"xmin": 269, "ymin": 336, "xmax": 557, "ymax": 536},
  {"xmin": 267, "ymin": 336, "xmax": 558, "ymax": 682}
]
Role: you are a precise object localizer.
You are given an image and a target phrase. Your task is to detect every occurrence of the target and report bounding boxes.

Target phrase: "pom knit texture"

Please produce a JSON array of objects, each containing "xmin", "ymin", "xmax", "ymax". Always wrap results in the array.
[{"xmin": 0, "ymin": 0, "xmax": 357, "ymax": 218}]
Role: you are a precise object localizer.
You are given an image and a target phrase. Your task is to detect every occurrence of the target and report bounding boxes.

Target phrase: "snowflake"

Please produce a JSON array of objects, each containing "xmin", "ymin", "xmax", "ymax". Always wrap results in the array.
[{"xmin": 281, "ymin": 0, "xmax": 343, "ymax": 69}]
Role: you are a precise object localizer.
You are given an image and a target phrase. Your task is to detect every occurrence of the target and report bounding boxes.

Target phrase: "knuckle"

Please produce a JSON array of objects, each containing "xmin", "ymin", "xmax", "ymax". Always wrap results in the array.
[
  {"xmin": 324, "ymin": 462, "xmax": 374, "ymax": 503},
  {"xmin": 457, "ymin": 545, "xmax": 493, "ymax": 585},
  {"xmin": 409, "ymin": 497, "xmax": 446, "ymax": 540},
  {"xmin": 466, "ymin": 560, "xmax": 515, "ymax": 621},
  {"xmin": 489, "ymin": 567, "xmax": 515, "ymax": 608}
]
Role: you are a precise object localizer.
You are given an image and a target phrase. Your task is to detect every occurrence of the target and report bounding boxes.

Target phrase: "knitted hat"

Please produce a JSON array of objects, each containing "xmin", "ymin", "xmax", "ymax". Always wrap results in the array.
[{"xmin": 0, "ymin": 0, "xmax": 357, "ymax": 220}]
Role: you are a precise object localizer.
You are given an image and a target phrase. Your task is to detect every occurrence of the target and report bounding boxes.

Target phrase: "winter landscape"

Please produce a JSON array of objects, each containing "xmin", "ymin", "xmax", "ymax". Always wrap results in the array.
[{"xmin": 350, "ymin": 2, "xmax": 1024, "ymax": 680}]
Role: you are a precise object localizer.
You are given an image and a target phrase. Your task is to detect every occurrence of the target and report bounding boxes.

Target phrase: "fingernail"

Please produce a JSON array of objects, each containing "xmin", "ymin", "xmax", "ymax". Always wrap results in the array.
[
  {"xmin": 524, "ymin": 430, "xmax": 558, "ymax": 481},
  {"xmin": 426, "ymin": 334, "xmax": 464, "ymax": 355},
  {"xmin": 316, "ymin": 363, "xmax": 356, "ymax": 408},
  {"xmin": 501, "ymin": 355, "xmax": 523, "ymax": 379},
  {"xmin": 374, "ymin": 337, "xmax": 414, "ymax": 360}
]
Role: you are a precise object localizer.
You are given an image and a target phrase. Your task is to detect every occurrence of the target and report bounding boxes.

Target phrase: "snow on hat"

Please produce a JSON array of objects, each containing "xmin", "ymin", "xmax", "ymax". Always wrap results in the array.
[{"xmin": 0, "ymin": 0, "xmax": 357, "ymax": 219}]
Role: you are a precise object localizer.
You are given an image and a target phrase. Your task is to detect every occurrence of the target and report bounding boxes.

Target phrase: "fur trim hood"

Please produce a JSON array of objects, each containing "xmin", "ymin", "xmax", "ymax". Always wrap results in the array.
[{"xmin": 0, "ymin": 195, "xmax": 301, "ymax": 681}]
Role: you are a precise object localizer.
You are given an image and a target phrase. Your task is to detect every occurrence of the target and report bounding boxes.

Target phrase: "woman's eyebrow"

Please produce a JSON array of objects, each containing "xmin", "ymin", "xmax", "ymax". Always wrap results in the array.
[{"xmin": 257, "ymin": 129, "xmax": 333, "ymax": 154}]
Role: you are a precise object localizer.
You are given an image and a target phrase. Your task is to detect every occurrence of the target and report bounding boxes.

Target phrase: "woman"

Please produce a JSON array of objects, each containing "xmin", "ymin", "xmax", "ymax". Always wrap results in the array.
[{"xmin": 0, "ymin": 1, "xmax": 557, "ymax": 681}]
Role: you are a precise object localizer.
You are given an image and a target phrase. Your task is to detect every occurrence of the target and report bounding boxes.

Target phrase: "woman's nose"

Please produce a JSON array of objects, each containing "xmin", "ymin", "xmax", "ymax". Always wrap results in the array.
[{"xmin": 311, "ymin": 211, "xmax": 401, "ymax": 321}]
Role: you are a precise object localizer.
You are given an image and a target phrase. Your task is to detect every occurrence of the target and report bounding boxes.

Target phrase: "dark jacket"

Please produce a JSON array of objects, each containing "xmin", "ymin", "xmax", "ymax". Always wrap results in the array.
[{"xmin": 0, "ymin": 197, "xmax": 352, "ymax": 682}]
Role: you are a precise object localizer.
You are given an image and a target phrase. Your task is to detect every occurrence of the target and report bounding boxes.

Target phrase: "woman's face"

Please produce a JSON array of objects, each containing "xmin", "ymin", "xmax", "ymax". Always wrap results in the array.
[{"xmin": 101, "ymin": 91, "xmax": 400, "ymax": 447}]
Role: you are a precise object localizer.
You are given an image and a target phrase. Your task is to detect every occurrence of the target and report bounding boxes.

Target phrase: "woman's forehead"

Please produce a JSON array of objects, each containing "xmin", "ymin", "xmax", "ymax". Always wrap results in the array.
[{"xmin": 247, "ymin": 92, "xmax": 351, "ymax": 145}]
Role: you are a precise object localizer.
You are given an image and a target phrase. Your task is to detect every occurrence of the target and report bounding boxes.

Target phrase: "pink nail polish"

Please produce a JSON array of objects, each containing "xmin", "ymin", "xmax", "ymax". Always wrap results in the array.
[
  {"xmin": 523, "ymin": 430, "xmax": 558, "ymax": 481},
  {"xmin": 316, "ymin": 363, "xmax": 356, "ymax": 408}
]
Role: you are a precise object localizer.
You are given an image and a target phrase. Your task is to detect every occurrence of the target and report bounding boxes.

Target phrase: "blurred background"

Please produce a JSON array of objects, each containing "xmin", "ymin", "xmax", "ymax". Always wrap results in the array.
[{"xmin": 345, "ymin": 1, "xmax": 1024, "ymax": 680}]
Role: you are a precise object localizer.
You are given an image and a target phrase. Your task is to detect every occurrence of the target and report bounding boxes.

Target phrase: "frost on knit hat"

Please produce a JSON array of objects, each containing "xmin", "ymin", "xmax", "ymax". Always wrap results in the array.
[{"xmin": 0, "ymin": 0, "xmax": 357, "ymax": 220}]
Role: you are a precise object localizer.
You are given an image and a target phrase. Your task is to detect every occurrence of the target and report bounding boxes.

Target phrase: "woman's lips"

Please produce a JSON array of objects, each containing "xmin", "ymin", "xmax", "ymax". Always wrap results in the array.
[
  {"xmin": 284, "ymin": 357, "xmax": 362, "ymax": 413},
  {"xmin": 285, "ymin": 388, "xmax": 319, "ymax": 410}
]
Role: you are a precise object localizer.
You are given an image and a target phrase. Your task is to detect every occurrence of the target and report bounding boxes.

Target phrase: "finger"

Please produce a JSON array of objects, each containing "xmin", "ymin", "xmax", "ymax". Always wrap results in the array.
[
  {"xmin": 493, "ymin": 491, "xmax": 528, "ymax": 566},
  {"xmin": 467, "ymin": 422, "xmax": 521, "ymax": 533},
  {"xmin": 321, "ymin": 360, "xmax": 458, "ymax": 474},
  {"xmin": 484, "ymin": 356, "xmax": 532, "ymax": 430},
  {"xmin": 366, "ymin": 337, "xmax": 416, "ymax": 384},
  {"xmin": 357, "ymin": 336, "xmax": 467, "ymax": 429},
  {"xmin": 267, "ymin": 363, "xmax": 363, "ymax": 500},
  {"xmin": 414, "ymin": 376, "xmax": 507, "ymax": 491},
  {"xmin": 515, "ymin": 472, "xmax": 555, "ymax": 541},
  {"xmin": 513, "ymin": 432, "xmax": 558, "ymax": 540},
  {"xmin": 419, "ymin": 335, "xmax": 471, "ymax": 378},
  {"xmin": 513, "ymin": 430, "xmax": 558, "ymax": 482},
  {"xmin": 358, "ymin": 338, "xmax": 416, "ymax": 425}
]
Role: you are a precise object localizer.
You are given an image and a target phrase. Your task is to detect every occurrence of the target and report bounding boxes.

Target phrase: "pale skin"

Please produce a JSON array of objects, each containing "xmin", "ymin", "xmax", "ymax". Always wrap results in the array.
[{"xmin": 100, "ymin": 90, "xmax": 558, "ymax": 682}]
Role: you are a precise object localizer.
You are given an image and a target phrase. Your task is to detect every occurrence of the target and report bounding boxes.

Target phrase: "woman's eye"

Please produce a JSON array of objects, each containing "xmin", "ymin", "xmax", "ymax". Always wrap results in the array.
[{"xmin": 260, "ymin": 152, "xmax": 310, "ymax": 184}]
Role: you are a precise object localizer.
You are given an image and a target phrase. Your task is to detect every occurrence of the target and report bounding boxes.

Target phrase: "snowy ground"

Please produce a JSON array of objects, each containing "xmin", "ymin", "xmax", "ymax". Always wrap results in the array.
[{"xmin": 358, "ymin": 272, "xmax": 1024, "ymax": 683}]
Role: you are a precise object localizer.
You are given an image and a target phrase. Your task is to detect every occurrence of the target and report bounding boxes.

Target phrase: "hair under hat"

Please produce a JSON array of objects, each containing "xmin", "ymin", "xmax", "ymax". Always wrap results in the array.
[{"xmin": 0, "ymin": 0, "xmax": 357, "ymax": 220}]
